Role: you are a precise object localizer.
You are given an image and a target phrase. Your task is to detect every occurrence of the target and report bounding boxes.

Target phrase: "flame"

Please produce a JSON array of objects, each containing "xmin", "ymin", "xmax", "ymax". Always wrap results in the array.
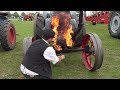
[
  {"xmin": 51, "ymin": 12, "xmax": 74, "ymax": 51},
  {"xmin": 51, "ymin": 16, "xmax": 62, "ymax": 51},
  {"xmin": 63, "ymin": 25, "xmax": 73, "ymax": 47}
]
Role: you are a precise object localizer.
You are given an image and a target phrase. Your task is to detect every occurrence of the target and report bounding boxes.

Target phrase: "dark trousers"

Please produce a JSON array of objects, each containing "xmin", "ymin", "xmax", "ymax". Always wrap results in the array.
[{"xmin": 23, "ymin": 74, "xmax": 51, "ymax": 79}]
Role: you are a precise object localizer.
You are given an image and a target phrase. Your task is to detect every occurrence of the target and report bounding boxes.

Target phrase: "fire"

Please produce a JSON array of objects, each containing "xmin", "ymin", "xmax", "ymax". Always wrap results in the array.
[
  {"xmin": 51, "ymin": 16, "xmax": 63, "ymax": 51},
  {"xmin": 63, "ymin": 25, "xmax": 73, "ymax": 47},
  {"xmin": 51, "ymin": 12, "xmax": 74, "ymax": 51}
]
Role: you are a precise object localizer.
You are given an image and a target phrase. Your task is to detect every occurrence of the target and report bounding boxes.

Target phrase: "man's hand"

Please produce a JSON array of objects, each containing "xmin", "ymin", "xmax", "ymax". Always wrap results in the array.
[
  {"xmin": 58, "ymin": 55, "xmax": 65, "ymax": 62},
  {"xmin": 60, "ymin": 55, "xmax": 65, "ymax": 59}
]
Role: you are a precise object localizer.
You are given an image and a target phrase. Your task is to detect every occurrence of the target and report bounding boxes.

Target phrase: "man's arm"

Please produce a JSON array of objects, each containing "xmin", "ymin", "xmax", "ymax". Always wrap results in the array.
[{"xmin": 43, "ymin": 47, "xmax": 65, "ymax": 64}]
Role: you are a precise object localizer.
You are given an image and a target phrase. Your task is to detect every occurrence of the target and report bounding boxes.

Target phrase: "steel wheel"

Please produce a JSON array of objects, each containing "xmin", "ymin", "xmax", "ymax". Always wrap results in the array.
[{"xmin": 81, "ymin": 33, "xmax": 103, "ymax": 71}]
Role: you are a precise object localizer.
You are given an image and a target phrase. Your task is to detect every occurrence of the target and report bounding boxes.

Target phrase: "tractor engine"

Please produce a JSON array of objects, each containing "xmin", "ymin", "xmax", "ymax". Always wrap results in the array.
[{"xmin": 50, "ymin": 11, "xmax": 74, "ymax": 51}]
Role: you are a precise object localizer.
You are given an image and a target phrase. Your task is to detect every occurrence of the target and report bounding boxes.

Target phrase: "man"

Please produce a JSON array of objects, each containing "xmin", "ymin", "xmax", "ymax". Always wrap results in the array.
[{"xmin": 20, "ymin": 28, "xmax": 65, "ymax": 79}]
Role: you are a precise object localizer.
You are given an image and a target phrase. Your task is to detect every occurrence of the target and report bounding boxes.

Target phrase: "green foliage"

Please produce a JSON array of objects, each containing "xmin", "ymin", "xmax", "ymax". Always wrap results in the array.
[
  {"xmin": 6, "ymin": 11, "xmax": 11, "ymax": 18},
  {"xmin": 21, "ymin": 12, "xmax": 26, "ymax": 17},
  {"xmin": 12, "ymin": 12, "xmax": 19, "ymax": 18}
]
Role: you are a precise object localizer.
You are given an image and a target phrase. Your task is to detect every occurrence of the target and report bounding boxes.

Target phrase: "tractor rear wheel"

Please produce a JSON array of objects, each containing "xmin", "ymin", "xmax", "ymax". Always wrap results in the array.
[
  {"xmin": 33, "ymin": 13, "xmax": 44, "ymax": 40},
  {"xmin": 81, "ymin": 33, "xmax": 103, "ymax": 71},
  {"xmin": 108, "ymin": 11, "xmax": 120, "ymax": 38},
  {"xmin": 0, "ymin": 20, "xmax": 16, "ymax": 51}
]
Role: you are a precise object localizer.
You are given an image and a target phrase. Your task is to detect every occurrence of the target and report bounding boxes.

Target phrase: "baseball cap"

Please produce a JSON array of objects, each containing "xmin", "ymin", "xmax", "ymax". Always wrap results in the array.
[{"xmin": 43, "ymin": 28, "xmax": 55, "ymax": 39}]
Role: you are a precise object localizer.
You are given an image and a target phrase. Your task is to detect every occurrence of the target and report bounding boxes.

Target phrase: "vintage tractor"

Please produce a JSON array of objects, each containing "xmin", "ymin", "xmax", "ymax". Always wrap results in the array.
[
  {"xmin": 23, "ymin": 11, "xmax": 104, "ymax": 71},
  {"xmin": 0, "ymin": 12, "xmax": 16, "ymax": 51},
  {"xmin": 108, "ymin": 11, "xmax": 120, "ymax": 39},
  {"xmin": 23, "ymin": 13, "xmax": 33, "ymax": 21},
  {"xmin": 90, "ymin": 11, "xmax": 109, "ymax": 25}
]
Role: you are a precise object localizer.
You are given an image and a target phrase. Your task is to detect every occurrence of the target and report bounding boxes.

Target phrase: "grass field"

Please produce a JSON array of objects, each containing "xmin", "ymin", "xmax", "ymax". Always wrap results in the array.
[{"xmin": 0, "ymin": 19, "xmax": 120, "ymax": 79}]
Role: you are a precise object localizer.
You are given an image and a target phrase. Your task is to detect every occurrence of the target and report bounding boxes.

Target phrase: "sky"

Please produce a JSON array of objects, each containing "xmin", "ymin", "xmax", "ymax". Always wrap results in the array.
[{"xmin": 9, "ymin": 11, "xmax": 92, "ymax": 16}]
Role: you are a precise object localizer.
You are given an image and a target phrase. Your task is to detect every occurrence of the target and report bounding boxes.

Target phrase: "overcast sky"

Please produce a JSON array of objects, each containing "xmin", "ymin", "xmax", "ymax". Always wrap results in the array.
[{"xmin": 9, "ymin": 11, "xmax": 92, "ymax": 16}]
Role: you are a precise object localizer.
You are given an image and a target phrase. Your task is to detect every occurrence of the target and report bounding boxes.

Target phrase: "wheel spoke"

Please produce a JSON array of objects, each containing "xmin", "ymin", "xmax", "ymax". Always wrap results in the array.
[{"xmin": 87, "ymin": 56, "xmax": 93, "ymax": 68}]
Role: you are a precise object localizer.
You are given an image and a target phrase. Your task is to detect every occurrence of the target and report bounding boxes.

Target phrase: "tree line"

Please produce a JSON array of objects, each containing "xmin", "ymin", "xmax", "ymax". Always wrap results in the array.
[{"xmin": 6, "ymin": 11, "xmax": 35, "ymax": 18}]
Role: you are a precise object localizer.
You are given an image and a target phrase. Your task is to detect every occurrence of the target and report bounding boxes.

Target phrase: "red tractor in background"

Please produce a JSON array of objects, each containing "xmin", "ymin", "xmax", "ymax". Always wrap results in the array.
[
  {"xmin": 23, "ymin": 13, "xmax": 33, "ymax": 21},
  {"xmin": 86, "ymin": 11, "xmax": 110, "ymax": 25},
  {"xmin": 0, "ymin": 12, "xmax": 16, "ymax": 51}
]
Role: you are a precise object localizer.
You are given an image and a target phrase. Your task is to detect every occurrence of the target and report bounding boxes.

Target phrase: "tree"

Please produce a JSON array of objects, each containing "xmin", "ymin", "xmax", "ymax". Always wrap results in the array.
[
  {"xmin": 21, "ymin": 12, "xmax": 26, "ymax": 17},
  {"xmin": 31, "ymin": 13, "xmax": 35, "ymax": 17},
  {"xmin": 13, "ymin": 12, "xmax": 19, "ymax": 18},
  {"xmin": 6, "ymin": 11, "xmax": 11, "ymax": 18}
]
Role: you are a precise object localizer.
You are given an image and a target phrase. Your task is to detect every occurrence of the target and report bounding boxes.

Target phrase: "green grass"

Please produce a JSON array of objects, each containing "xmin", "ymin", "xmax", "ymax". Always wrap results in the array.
[{"xmin": 0, "ymin": 20, "xmax": 120, "ymax": 79}]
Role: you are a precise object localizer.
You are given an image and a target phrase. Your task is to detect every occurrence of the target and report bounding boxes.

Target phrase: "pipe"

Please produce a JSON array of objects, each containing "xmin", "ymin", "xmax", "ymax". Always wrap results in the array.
[{"xmin": 57, "ymin": 48, "xmax": 84, "ymax": 53}]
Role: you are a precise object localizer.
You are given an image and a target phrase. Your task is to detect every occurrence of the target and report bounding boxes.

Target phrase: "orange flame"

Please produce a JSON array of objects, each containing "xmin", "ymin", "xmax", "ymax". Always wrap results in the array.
[
  {"xmin": 51, "ymin": 16, "xmax": 62, "ymax": 51},
  {"xmin": 51, "ymin": 13, "xmax": 74, "ymax": 51},
  {"xmin": 63, "ymin": 25, "xmax": 73, "ymax": 47}
]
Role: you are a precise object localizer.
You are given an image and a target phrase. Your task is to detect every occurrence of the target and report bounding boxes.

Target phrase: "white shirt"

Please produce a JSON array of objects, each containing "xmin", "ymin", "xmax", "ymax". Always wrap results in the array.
[{"xmin": 20, "ymin": 39, "xmax": 59, "ymax": 76}]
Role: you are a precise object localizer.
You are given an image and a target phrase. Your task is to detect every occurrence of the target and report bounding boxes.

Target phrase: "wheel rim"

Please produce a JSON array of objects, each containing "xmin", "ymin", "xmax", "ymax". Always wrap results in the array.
[
  {"xmin": 8, "ymin": 26, "xmax": 16, "ymax": 45},
  {"xmin": 82, "ymin": 34, "xmax": 95, "ymax": 70},
  {"xmin": 110, "ymin": 12, "xmax": 120, "ymax": 33},
  {"xmin": 81, "ymin": 34, "xmax": 103, "ymax": 71}
]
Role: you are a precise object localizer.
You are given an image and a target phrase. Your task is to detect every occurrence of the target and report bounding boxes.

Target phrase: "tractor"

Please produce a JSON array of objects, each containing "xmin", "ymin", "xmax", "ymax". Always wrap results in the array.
[
  {"xmin": 108, "ymin": 11, "xmax": 120, "ymax": 39},
  {"xmin": 23, "ymin": 11, "xmax": 104, "ymax": 71},
  {"xmin": 23, "ymin": 14, "xmax": 33, "ymax": 21},
  {"xmin": 90, "ymin": 11, "xmax": 109, "ymax": 25},
  {"xmin": 0, "ymin": 12, "xmax": 16, "ymax": 51}
]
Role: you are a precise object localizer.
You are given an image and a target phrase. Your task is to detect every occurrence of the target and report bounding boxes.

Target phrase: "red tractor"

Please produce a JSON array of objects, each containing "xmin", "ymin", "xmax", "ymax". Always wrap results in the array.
[
  {"xmin": 23, "ymin": 14, "xmax": 33, "ymax": 21},
  {"xmin": 23, "ymin": 11, "xmax": 104, "ymax": 71},
  {"xmin": 86, "ymin": 11, "xmax": 109, "ymax": 25},
  {"xmin": 0, "ymin": 12, "xmax": 16, "ymax": 51}
]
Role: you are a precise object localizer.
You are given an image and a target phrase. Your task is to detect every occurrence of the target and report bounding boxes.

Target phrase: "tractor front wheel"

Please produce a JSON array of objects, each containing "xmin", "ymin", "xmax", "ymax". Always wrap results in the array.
[{"xmin": 81, "ymin": 33, "xmax": 103, "ymax": 71}]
